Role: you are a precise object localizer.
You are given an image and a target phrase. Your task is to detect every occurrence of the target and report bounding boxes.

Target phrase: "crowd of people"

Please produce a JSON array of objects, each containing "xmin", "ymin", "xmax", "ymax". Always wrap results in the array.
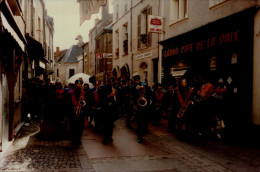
[{"xmin": 21, "ymin": 73, "xmax": 227, "ymax": 145}]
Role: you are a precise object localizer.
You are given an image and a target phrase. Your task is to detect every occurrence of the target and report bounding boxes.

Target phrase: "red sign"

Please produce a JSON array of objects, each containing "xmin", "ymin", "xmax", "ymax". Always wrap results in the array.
[
  {"xmin": 150, "ymin": 18, "xmax": 161, "ymax": 25},
  {"xmin": 148, "ymin": 15, "xmax": 163, "ymax": 33},
  {"xmin": 96, "ymin": 54, "xmax": 103, "ymax": 59}
]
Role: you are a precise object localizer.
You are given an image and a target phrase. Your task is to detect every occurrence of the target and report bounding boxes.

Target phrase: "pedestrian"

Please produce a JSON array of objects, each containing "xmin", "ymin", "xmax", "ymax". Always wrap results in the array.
[
  {"xmin": 83, "ymin": 83, "xmax": 95, "ymax": 127},
  {"xmin": 152, "ymin": 83, "xmax": 164, "ymax": 126},
  {"xmin": 102, "ymin": 77, "xmax": 117, "ymax": 145},
  {"xmin": 135, "ymin": 85, "xmax": 151, "ymax": 143},
  {"xmin": 70, "ymin": 79, "xmax": 86, "ymax": 145},
  {"xmin": 162, "ymin": 79, "xmax": 179, "ymax": 133},
  {"xmin": 93, "ymin": 81, "xmax": 105, "ymax": 131},
  {"xmin": 175, "ymin": 78, "xmax": 193, "ymax": 133},
  {"xmin": 55, "ymin": 82, "xmax": 66, "ymax": 122}
]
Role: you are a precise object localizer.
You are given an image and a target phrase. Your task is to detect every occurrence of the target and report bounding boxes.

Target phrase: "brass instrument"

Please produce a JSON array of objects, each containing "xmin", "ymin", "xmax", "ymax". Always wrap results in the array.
[
  {"xmin": 138, "ymin": 96, "xmax": 147, "ymax": 107},
  {"xmin": 75, "ymin": 87, "xmax": 86, "ymax": 117},
  {"xmin": 177, "ymin": 88, "xmax": 194, "ymax": 119},
  {"xmin": 137, "ymin": 85, "xmax": 151, "ymax": 108}
]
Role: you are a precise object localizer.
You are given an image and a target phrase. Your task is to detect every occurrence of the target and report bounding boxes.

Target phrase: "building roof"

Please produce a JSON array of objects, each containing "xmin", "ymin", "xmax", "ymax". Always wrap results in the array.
[
  {"xmin": 54, "ymin": 49, "xmax": 68, "ymax": 62},
  {"xmin": 58, "ymin": 45, "xmax": 83, "ymax": 63}
]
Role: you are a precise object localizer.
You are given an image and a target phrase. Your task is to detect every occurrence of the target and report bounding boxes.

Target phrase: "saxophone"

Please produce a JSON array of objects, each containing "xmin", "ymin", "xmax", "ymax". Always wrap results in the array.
[
  {"xmin": 177, "ymin": 88, "xmax": 194, "ymax": 119},
  {"xmin": 75, "ymin": 87, "xmax": 86, "ymax": 117}
]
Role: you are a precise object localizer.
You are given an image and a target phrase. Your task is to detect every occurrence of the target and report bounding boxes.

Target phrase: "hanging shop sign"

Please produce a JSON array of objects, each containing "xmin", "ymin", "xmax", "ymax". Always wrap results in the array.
[{"xmin": 148, "ymin": 15, "xmax": 163, "ymax": 33}]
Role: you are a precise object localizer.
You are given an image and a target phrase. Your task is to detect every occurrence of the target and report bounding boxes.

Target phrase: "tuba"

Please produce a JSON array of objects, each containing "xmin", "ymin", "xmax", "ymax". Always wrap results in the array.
[
  {"xmin": 138, "ymin": 96, "xmax": 147, "ymax": 107},
  {"xmin": 137, "ymin": 85, "xmax": 150, "ymax": 108}
]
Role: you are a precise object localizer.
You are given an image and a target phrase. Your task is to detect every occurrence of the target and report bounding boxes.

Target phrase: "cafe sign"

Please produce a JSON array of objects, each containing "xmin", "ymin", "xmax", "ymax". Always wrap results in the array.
[
  {"xmin": 148, "ymin": 15, "xmax": 163, "ymax": 33},
  {"xmin": 163, "ymin": 30, "xmax": 239, "ymax": 58}
]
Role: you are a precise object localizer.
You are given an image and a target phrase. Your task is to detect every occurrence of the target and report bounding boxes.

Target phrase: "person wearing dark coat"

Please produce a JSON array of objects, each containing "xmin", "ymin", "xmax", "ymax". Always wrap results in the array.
[
  {"xmin": 70, "ymin": 79, "xmax": 86, "ymax": 145},
  {"xmin": 135, "ymin": 85, "xmax": 152, "ymax": 143},
  {"xmin": 102, "ymin": 77, "xmax": 117, "ymax": 145}
]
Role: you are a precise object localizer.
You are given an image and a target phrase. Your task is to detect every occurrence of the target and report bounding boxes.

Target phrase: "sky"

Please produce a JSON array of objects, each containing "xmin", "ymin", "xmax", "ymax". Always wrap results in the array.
[{"xmin": 44, "ymin": 0, "xmax": 100, "ymax": 50}]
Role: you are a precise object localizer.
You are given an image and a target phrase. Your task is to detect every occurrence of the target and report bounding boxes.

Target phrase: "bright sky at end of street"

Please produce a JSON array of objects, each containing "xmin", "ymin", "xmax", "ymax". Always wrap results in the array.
[{"xmin": 44, "ymin": 0, "xmax": 100, "ymax": 51}]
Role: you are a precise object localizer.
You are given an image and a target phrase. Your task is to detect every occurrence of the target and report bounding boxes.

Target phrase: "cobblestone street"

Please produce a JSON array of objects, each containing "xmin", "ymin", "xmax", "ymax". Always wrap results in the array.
[{"xmin": 0, "ymin": 118, "xmax": 259, "ymax": 172}]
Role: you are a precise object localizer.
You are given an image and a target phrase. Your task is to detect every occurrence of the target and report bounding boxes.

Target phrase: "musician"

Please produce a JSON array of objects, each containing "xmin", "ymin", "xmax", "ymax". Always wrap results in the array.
[
  {"xmin": 135, "ymin": 85, "xmax": 151, "ymax": 143},
  {"xmin": 92, "ymin": 81, "xmax": 105, "ymax": 131},
  {"xmin": 176, "ymin": 78, "xmax": 193, "ymax": 133},
  {"xmin": 162, "ymin": 79, "xmax": 179, "ymax": 133},
  {"xmin": 70, "ymin": 79, "xmax": 86, "ymax": 145},
  {"xmin": 102, "ymin": 77, "xmax": 117, "ymax": 145},
  {"xmin": 55, "ymin": 82, "xmax": 66, "ymax": 122},
  {"xmin": 131, "ymin": 75, "xmax": 143, "ymax": 124},
  {"xmin": 152, "ymin": 83, "xmax": 164, "ymax": 126},
  {"xmin": 83, "ymin": 83, "xmax": 95, "ymax": 128}
]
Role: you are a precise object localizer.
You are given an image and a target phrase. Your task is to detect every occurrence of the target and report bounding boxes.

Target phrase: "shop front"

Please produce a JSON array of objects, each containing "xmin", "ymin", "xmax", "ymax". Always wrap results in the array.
[{"xmin": 160, "ymin": 7, "xmax": 258, "ymax": 133}]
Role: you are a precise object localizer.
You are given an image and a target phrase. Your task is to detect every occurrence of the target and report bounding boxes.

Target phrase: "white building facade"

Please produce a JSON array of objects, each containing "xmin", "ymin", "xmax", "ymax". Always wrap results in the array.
[{"xmin": 112, "ymin": 0, "xmax": 161, "ymax": 86}]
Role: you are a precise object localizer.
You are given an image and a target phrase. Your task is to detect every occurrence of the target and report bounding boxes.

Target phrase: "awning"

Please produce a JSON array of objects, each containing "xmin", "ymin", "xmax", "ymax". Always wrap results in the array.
[
  {"xmin": 77, "ymin": 0, "xmax": 107, "ymax": 25},
  {"xmin": 0, "ymin": 1, "xmax": 26, "ymax": 51},
  {"xmin": 26, "ymin": 34, "xmax": 47, "ymax": 62},
  {"xmin": 0, "ymin": 12, "xmax": 25, "ymax": 51}
]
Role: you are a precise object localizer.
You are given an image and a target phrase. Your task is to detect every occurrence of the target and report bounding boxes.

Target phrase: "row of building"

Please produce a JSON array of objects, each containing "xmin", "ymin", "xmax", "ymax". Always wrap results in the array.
[
  {"xmin": 0, "ymin": 0, "xmax": 54, "ymax": 153},
  {"xmin": 55, "ymin": 0, "xmax": 260, "ymax": 136}
]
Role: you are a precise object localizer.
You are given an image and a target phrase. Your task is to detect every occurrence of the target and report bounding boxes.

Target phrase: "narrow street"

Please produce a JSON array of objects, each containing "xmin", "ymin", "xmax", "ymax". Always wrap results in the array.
[{"xmin": 0, "ymin": 118, "xmax": 259, "ymax": 172}]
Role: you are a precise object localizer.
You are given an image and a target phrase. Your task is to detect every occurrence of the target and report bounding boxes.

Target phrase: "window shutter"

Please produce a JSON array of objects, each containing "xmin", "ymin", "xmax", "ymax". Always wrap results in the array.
[
  {"xmin": 147, "ymin": 6, "xmax": 152, "ymax": 46},
  {"xmin": 137, "ymin": 14, "xmax": 141, "ymax": 50}
]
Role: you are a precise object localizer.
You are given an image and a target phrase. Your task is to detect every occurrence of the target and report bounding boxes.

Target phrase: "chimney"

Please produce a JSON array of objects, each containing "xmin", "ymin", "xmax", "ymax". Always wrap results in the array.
[
  {"xmin": 101, "ymin": 1, "xmax": 109, "ymax": 20},
  {"xmin": 56, "ymin": 47, "xmax": 60, "ymax": 57}
]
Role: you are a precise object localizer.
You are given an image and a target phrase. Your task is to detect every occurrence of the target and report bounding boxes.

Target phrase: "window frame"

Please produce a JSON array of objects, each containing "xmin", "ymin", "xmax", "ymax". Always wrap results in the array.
[
  {"xmin": 169, "ymin": 0, "xmax": 188, "ymax": 25},
  {"xmin": 137, "ymin": 6, "xmax": 152, "ymax": 50}
]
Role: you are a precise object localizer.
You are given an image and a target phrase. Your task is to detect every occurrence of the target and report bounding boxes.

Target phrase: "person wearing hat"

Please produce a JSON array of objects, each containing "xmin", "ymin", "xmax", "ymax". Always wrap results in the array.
[{"xmin": 70, "ymin": 79, "xmax": 86, "ymax": 145}]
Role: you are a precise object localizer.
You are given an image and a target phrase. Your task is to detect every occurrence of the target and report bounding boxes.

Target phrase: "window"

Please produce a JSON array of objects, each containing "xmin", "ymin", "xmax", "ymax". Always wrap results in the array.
[
  {"xmin": 170, "ymin": 0, "xmax": 188, "ymax": 24},
  {"xmin": 116, "ymin": 4, "xmax": 119, "ymax": 19},
  {"xmin": 115, "ymin": 30, "xmax": 119, "ymax": 58},
  {"xmin": 32, "ymin": 7, "xmax": 35, "ymax": 37},
  {"xmin": 125, "ymin": 3, "xmax": 128, "ymax": 13},
  {"xmin": 37, "ymin": 17, "xmax": 41, "ymax": 41},
  {"xmin": 123, "ymin": 23, "xmax": 128, "ymax": 55},
  {"xmin": 96, "ymin": 39, "xmax": 100, "ymax": 50},
  {"xmin": 137, "ymin": 6, "xmax": 152, "ymax": 50},
  {"xmin": 209, "ymin": 0, "xmax": 227, "ymax": 7},
  {"xmin": 69, "ymin": 69, "xmax": 74, "ymax": 78},
  {"xmin": 57, "ymin": 69, "xmax": 59, "ymax": 77}
]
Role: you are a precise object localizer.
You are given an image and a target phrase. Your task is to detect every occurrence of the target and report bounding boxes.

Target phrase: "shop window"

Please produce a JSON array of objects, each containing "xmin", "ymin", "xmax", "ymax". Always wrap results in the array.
[
  {"xmin": 169, "ymin": 0, "xmax": 188, "ymax": 25},
  {"xmin": 137, "ymin": 6, "xmax": 152, "ymax": 50},
  {"xmin": 209, "ymin": 0, "xmax": 227, "ymax": 7}
]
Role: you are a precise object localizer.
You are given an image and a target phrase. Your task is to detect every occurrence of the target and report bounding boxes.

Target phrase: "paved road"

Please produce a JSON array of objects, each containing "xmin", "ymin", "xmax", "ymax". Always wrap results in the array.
[{"xmin": 0, "ymin": 118, "xmax": 259, "ymax": 172}]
